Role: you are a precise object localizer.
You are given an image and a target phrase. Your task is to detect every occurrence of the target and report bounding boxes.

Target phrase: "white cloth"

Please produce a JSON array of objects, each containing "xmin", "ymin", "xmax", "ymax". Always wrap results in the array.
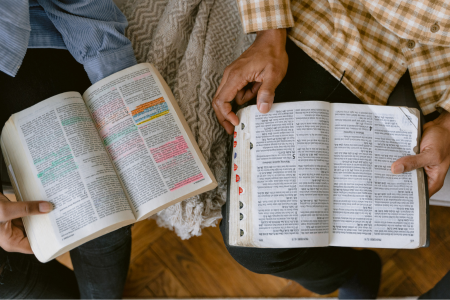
[{"xmin": 121, "ymin": 0, "xmax": 254, "ymax": 238}]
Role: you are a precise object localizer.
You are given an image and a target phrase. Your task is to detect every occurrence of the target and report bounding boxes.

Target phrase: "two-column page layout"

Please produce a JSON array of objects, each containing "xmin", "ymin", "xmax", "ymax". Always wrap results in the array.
[
  {"xmin": 1, "ymin": 63, "xmax": 217, "ymax": 262},
  {"xmin": 229, "ymin": 101, "xmax": 427, "ymax": 249}
]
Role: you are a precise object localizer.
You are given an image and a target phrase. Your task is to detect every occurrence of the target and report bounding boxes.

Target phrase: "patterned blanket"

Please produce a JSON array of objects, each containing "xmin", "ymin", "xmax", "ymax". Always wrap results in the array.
[{"xmin": 121, "ymin": 0, "xmax": 254, "ymax": 239}]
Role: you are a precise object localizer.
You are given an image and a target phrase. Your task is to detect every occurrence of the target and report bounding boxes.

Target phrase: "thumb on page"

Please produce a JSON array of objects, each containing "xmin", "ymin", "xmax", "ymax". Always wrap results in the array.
[
  {"xmin": 391, "ymin": 150, "xmax": 436, "ymax": 174},
  {"xmin": 256, "ymin": 72, "xmax": 280, "ymax": 114},
  {"xmin": 0, "ymin": 201, "xmax": 53, "ymax": 221}
]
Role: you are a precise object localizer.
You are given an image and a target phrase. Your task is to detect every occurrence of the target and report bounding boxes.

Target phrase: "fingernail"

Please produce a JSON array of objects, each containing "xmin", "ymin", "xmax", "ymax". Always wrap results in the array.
[
  {"xmin": 259, "ymin": 103, "xmax": 270, "ymax": 113},
  {"xmin": 39, "ymin": 202, "xmax": 53, "ymax": 213},
  {"xmin": 393, "ymin": 164, "xmax": 404, "ymax": 174}
]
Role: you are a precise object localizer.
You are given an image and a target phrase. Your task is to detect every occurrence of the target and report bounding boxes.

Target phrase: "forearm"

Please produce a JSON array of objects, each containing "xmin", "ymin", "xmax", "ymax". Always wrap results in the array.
[
  {"xmin": 433, "ymin": 110, "xmax": 450, "ymax": 127},
  {"xmin": 37, "ymin": 0, "xmax": 137, "ymax": 83}
]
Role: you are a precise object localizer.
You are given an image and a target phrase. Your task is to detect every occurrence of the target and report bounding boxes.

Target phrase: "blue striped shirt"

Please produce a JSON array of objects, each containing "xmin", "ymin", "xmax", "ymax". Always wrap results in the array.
[{"xmin": 0, "ymin": 0, "xmax": 137, "ymax": 83}]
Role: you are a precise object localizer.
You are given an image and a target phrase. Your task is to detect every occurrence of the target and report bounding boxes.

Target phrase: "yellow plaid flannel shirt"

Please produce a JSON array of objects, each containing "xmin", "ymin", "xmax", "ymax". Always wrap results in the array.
[{"xmin": 237, "ymin": 0, "xmax": 450, "ymax": 115}]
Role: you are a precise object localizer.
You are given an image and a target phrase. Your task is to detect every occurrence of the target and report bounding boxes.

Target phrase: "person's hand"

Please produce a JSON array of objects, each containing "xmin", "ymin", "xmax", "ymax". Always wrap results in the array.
[
  {"xmin": 212, "ymin": 28, "xmax": 289, "ymax": 134},
  {"xmin": 391, "ymin": 111, "xmax": 450, "ymax": 196},
  {"xmin": 0, "ymin": 193, "xmax": 52, "ymax": 253}
]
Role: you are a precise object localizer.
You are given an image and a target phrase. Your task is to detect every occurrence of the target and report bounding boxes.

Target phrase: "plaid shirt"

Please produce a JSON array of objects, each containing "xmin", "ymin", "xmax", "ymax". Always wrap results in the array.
[{"xmin": 237, "ymin": 0, "xmax": 450, "ymax": 115}]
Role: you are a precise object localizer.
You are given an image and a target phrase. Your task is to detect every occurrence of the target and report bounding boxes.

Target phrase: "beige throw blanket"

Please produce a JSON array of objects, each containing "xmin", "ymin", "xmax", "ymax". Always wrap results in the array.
[{"xmin": 121, "ymin": 0, "xmax": 254, "ymax": 239}]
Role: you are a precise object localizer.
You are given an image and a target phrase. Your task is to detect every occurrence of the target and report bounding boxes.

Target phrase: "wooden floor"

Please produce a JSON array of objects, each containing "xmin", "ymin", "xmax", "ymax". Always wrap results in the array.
[{"xmin": 55, "ymin": 205, "xmax": 450, "ymax": 298}]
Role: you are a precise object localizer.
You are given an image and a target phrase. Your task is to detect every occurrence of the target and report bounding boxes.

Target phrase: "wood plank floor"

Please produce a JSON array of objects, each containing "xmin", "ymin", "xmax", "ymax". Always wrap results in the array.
[{"xmin": 54, "ymin": 205, "xmax": 450, "ymax": 297}]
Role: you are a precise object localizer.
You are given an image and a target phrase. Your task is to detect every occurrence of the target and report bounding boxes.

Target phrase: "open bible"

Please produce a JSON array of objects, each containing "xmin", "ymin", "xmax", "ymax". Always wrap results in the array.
[
  {"xmin": 227, "ymin": 101, "xmax": 428, "ymax": 249},
  {"xmin": 1, "ymin": 63, "xmax": 217, "ymax": 262}
]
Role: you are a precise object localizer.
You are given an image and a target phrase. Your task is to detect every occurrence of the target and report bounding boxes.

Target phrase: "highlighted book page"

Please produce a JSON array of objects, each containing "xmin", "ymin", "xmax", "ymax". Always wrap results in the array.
[
  {"xmin": 150, "ymin": 136, "xmax": 204, "ymax": 191},
  {"xmin": 11, "ymin": 93, "xmax": 134, "ymax": 250},
  {"xmin": 132, "ymin": 97, "xmax": 169, "ymax": 125},
  {"xmin": 83, "ymin": 64, "xmax": 212, "ymax": 219}
]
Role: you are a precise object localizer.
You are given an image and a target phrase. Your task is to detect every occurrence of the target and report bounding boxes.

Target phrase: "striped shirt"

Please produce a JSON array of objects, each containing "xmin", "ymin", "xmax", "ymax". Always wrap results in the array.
[
  {"xmin": 236, "ymin": 0, "xmax": 450, "ymax": 115},
  {"xmin": 0, "ymin": 0, "xmax": 137, "ymax": 83}
]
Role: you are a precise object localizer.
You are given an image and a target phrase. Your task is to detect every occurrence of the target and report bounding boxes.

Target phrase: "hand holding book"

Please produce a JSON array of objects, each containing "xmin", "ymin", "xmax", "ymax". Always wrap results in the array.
[
  {"xmin": 0, "ymin": 193, "xmax": 52, "ymax": 254},
  {"xmin": 212, "ymin": 29, "xmax": 288, "ymax": 134},
  {"xmin": 1, "ymin": 63, "xmax": 217, "ymax": 262},
  {"xmin": 392, "ymin": 110, "xmax": 450, "ymax": 197}
]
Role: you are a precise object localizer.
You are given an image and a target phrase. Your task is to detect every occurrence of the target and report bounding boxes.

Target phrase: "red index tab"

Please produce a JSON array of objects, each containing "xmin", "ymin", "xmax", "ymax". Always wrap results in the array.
[
  {"xmin": 239, "ymin": 187, "xmax": 243, "ymax": 195},
  {"xmin": 236, "ymin": 174, "xmax": 240, "ymax": 182},
  {"xmin": 234, "ymin": 131, "xmax": 237, "ymax": 138},
  {"xmin": 234, "ymin": 163, "xmax": 238, "ymax": 171},
  {"xmin": 233, "ymin": 141, "xmax": 237, "ymax": 148}
]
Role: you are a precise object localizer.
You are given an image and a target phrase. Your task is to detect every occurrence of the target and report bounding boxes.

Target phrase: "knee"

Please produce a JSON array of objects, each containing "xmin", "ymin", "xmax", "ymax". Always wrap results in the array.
[
  {"xmin": 76, "ymin": 225, "xmax": 132, "ymax": 253},
  {"xmin": 224, "ymin": 244, "xmax": 307, "ymax": 275},
  {"xmin": 224, "ymin": 245, "xmax": 271, "ymax": 274}
]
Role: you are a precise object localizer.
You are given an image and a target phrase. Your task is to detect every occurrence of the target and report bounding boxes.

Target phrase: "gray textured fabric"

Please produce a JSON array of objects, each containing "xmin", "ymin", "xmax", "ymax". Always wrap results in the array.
[{"xmin": 121, "ymin": 0, "xmax": 254, "ymax": 239}]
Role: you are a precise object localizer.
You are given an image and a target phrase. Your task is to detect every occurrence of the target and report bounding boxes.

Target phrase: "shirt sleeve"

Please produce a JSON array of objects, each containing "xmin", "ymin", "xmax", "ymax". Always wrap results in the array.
[
  {"xmin": 237, "ymin": 0, "xmax": 294, "ymax": 34},
  {"xmin": 36, "ymin": 0, "xmax": 137, "ymax": 83}
]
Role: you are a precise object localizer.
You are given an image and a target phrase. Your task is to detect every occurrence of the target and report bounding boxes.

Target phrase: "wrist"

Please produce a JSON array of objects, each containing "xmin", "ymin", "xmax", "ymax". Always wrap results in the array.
[
  {"xmin": 255, "ymin": 29, "xmax": 287, "ymax": 48},
  {"xmin": 256, "ymin": 28, "xmax": 287, "ymax": 37},
  {"xmin": 436, "ymin": 110, "xmax": 450, "ymax": 128}
]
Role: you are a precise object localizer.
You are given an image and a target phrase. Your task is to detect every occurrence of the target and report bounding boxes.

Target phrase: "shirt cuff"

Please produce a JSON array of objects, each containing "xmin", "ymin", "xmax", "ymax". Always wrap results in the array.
[
  {"xmin": 0, "ymin": 18, "xmax": 30, "ymax": 77},
  {"xmin": 83, "ymin": 45, "xmax": 137, "ymax": 84},
  {"xmin": 237, "ymin": 0, "xmax": 294, "ymax": 33}
]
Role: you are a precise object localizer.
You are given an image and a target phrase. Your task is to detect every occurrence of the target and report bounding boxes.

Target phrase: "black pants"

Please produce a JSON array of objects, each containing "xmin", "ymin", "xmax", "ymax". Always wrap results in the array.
[
  {"xmin": 220, "ymin": 38, "xmax": 443, "ymax": 295},
  {"xmin": 0, "ymin": 49, "xmax": 131, "ymax": 299}
]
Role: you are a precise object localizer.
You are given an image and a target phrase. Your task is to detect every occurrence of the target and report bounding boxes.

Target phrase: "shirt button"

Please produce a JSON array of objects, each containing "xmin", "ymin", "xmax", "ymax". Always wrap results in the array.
[
  {"xmin": 407, "ymin": 40, "xmax": 416, "ymax": 49},
  {"xmin": 431, "ymin": 23, "xmax": 440, "ymax": 33}
]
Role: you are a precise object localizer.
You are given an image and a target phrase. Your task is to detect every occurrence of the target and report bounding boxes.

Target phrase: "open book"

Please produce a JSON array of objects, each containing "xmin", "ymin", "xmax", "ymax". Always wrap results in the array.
[
  {"xmin": 227, "ymin": 101, "xmax": 428, "ymax": 249},
  {"xmin": 1, "ymin": 63, "xmax": 217, "ymax": 262}
]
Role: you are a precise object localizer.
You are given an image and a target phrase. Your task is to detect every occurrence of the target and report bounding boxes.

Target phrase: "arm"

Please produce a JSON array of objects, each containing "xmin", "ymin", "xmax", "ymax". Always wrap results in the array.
[
  {"xmin": 36, "ymin": 0, "xmax": 137, "ymax": 83},
  {"xmin": 213, "ymin": 0, "xmax": 294, "ymax": 134}
]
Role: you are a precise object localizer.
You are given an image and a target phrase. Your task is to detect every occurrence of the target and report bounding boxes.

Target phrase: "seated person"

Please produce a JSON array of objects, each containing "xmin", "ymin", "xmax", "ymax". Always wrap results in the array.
[
  {"xmin": 213, "ymin": 1, "xmax": 450, "ymax": 298},
  {"xmin": 0, "ymin": 0, "xmax": 137, "ymax": 298}
]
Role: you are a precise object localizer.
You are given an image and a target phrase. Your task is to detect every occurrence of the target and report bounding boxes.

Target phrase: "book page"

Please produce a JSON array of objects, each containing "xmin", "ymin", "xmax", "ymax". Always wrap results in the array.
[
  {"xmin": 249, "ymin": 101, "xmax": 330, "ymax": 247},
  {"xmin": 83, "ymin": 63, "xmax": 214, "ymax": 219},
  {"xmin": 330, "ymin": 103, "xmax": 421, "ymax": 248},
  {"xmin": 11, "ymin": 92, "xmax": 135, "ymax": 249}
]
